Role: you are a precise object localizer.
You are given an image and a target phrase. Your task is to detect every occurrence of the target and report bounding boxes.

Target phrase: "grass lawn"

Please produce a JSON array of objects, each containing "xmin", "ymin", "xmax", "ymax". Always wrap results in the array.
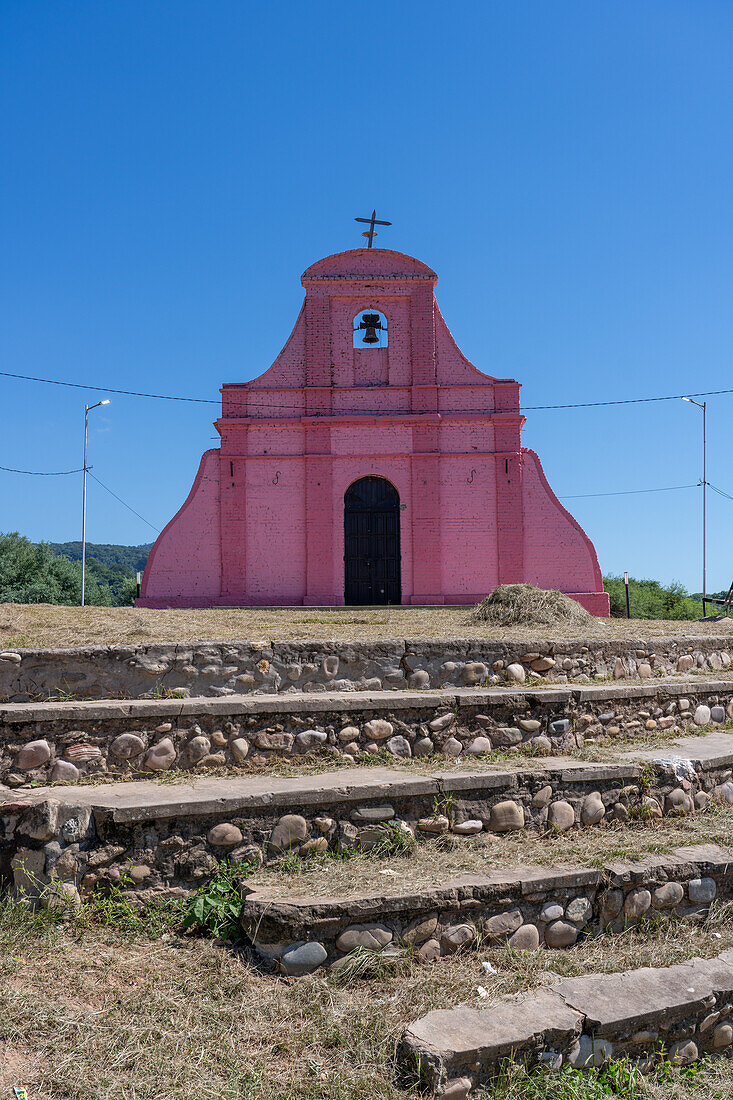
[
  {"xmin": 4, "ymin": 804, "xmax": 733, "ymax": 1099},
  {"xmin": 2, "ymin": 894, "xmax": 733, "ymax": 1099},
  {"xmin": 2, "ymin": 602, "xmax": 733, "ymax": 649}
]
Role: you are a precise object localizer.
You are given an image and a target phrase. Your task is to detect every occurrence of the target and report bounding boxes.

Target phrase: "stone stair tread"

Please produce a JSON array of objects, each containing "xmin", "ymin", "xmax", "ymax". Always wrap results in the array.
[
  {"xmin": 553, "ymin": 962, "xmax": 723, "ymax": 1034},
  {"xmin": 401, "ymin": 950, "xmax": 733, "ymax": 1094},
  {"xmin": 0, "ymin": 755, "xmax": 649, "ymax": 816},
  {"xmin": 406, "ymin": 988, "xmax": 582, "ymax": 1061},
  {"xmin": 243, "ymin": 843, "xmax": 733, "ymax": 910},
  {"xmin": 628, "ymin": 730, "xmax": 733, "ymax": 766},
  {"xmin": 3, "ymin": 676, "xmax": 733, "ymax": 722}
]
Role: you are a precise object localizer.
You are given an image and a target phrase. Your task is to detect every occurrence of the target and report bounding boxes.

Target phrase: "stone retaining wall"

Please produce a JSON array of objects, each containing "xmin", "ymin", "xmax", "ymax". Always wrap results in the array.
[
  {"xmin": 401, "ymin": 950, "xmax": 733, "ymax": 1098},
  {"xmin": 4, "ymin": 756, "xmax": 733, "ymax": 906},
  {"xmin": 2, "ymin": 680, "xmax": 733, "ymax": 786},
  {"xmin": 2, "ymin": 634, "xmax": 733, "ymax": 702},
  {"xmin": 242, "ymin": 844, "xmax": 732, "ymax": 975}
]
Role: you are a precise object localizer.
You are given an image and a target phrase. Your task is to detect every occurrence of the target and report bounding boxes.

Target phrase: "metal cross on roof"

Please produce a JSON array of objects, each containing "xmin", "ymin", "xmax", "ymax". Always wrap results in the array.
[{"xmin": 355, "ymin": 209, "xmax": 392, "ymax": 248}]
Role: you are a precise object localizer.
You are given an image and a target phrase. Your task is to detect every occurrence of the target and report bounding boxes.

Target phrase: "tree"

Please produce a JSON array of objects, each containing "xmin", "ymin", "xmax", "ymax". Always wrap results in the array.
[
  {"xmin": 603, "ymin": 574, "xmax": 703, "ymax": 620},
  {"xmin": 0, "ymin": 532, "xmax": 132, "ymax": 606}
]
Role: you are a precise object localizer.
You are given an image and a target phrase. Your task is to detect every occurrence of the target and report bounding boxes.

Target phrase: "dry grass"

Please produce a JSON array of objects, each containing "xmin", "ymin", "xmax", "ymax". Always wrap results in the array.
[
  {"xmin": 250, "ymin": 801, "xmax": 733, "ymax": 899},
  {"xmin": 471, "ymin": 584, "xmax": 593, "ymax": 629},
  {"xmin": 1, "ymin": 602, "xmax": 733, "ymax": 649},
  {"xmin": 2, "ymin": 893, "xmax": 733, "ymax": 1098}
]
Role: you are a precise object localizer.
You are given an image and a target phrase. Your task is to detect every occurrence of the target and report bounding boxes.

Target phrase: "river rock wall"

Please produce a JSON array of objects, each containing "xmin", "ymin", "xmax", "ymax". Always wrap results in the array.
[
  {"xmin": 2, "ymin": 680, "xmax": 732, "ymax": 786},
  {"xmin": 1, "ymin": 635, "xmax": 733, "ymax": 702}
]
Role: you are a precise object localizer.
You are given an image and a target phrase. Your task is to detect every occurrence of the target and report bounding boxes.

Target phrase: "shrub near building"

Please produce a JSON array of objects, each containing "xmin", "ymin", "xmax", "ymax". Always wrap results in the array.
[{"xmin": 603, "ymin": 575, "xmax": 705, "ymax": 620}]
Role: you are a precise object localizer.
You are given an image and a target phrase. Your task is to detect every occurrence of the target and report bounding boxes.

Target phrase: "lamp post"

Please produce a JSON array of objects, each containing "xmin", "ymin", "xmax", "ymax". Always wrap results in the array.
[
  {"xmin": 682, "ymin": 397, "xmax": 707, "ymax": 615},
  {"xmin": 81, "ymin": 399, "xmax": 110, "ymax": 606}
]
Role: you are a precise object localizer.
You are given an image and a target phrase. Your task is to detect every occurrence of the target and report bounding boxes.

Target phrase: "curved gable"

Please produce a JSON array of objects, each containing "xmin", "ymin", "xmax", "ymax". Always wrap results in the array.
[{"xmin": 302, "ymin": 248, "xmax": 437, "ymax": 282}]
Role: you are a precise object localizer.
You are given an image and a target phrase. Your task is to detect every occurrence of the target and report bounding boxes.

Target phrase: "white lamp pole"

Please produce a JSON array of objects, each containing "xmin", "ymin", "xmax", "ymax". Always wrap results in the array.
[
  {"xmin": 81, "ymin": 399, "xmax": 110, "ymax": 606},
  {"xmin": 682, "ymin": 397, "xmax": 707, "ymax": 615}
]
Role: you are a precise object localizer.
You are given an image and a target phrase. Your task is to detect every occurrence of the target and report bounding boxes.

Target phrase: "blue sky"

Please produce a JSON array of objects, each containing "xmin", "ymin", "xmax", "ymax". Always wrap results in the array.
[{"xmin": 2, "ymin": 1, "xmax": 733, "ymax": 592}]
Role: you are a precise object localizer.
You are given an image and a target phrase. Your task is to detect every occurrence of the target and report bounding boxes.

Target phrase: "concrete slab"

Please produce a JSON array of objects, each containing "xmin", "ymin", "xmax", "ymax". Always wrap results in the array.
[
  {"xmin": 553, "ymin": 959, "xmax": 719, "ymax": 1036},
  {"xmin": 3, "ymin": 676, "xmax": 733, "ymax": 725},
  {"xmin": 627, "ymin": 731, "xmax": 733, "ymax": 769},
  {"xmin": 0, "ymin": 767, "xmax": 444, "ymax": 822},
  {"xmin": 401, "ymin": 951, "xmax": 733, "ymax": 1094},
  {"xmin": 402, "ymin": 989, "xmax": 582, "ymax": 1072}
]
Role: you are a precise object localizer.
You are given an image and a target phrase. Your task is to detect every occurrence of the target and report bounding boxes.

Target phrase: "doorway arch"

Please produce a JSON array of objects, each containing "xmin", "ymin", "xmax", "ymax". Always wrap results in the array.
[{"xmin": 344, "ymin": 476, "xmax": 401, "ymax": 605}]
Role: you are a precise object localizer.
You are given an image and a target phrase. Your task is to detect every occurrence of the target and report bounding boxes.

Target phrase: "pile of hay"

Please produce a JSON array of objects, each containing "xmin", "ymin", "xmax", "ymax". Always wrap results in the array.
[{"xmin": 470, "ymin": 584, "xmax": 593, "ymax": 628}]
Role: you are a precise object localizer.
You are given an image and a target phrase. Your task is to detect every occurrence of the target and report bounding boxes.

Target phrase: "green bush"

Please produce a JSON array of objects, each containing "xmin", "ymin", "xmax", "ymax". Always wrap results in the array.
[
  {"xmin": 180, "ymin": 861, "xmax": 252, "ymax": 941},
  {"xmin": 603, "ymin": 575, "xmax": 704, "ymax": 620}
]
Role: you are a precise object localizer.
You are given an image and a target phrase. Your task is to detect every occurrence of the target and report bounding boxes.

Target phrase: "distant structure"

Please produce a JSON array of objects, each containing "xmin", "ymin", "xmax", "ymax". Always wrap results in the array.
[{"xmin": 138, "ymin": 244, "xmax": 609, "ymax": 614}]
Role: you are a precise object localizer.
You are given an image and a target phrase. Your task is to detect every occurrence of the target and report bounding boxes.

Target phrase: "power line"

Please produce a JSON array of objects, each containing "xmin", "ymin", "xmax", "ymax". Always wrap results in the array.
[
  {"xmin": 523, "ymin": 388, "xmax": 733, "ymax": 410},
  {"xmin": 0, "ymin": 463, "xmax": 86, "ymax": 475},
  {"xmin": 3, "ymin": 368, "xmax": 733, "ymax": 416},
  {"xmin": 709, "ymin": 481, "xmax": 733, "ymax": 503},
  {"xmin": 87, "ymin": 471, "xmax": 160, "ymax": 532},
  {"xmin": 0, "ymin": 370, "xmax": 218, "ymax": 404},
  {"xmin": 559, "ymin": 483, "xmax": 699, "ymax": 500}
]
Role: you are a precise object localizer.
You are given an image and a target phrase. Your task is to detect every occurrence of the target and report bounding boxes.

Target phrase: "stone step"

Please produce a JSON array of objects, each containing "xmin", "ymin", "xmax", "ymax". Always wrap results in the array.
[
  {"xmin": 3, "ymin": 731, "xmax": 733, "ymax": 903},
  {"xmin": 400, "ymin": 949, "xmax": 733, "ymax": 1098},
  {"xmin": 2, "ymin": 677, "xmax": 732, "ymax": 786},
  {"xmin": 241, "ymin": 843, "xmax": 733, "ymax": 975},
  {"xmin": 2, "ymin": 633, "xmax": 732, "ymax": 703}
]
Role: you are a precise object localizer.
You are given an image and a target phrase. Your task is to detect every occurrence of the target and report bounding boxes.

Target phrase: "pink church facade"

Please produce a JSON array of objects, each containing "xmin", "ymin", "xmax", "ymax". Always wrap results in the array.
[{"xmin": 138, "ymin": 248, "xmax": 609, "ymax": 615}]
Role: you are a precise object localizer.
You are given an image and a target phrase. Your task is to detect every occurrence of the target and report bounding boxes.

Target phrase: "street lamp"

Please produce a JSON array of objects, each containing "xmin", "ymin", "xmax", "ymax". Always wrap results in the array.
[
  {"xmin": 682, "ymin": 397, "xmax": 707, "ymax": 615},
  {"xmin": 81, "ymin": 399, "xmax": 110, "ymax": 606}
]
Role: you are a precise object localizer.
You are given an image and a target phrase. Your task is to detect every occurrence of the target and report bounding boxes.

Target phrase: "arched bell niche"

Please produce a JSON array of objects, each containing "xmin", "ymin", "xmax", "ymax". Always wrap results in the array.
[{"xmin": 352, "ymin": 309, "xmax": 388, "ymax": 349}]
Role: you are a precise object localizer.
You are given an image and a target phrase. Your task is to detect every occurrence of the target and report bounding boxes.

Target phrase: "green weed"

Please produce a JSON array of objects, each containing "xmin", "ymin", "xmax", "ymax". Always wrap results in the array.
[
  {"xmin": 81, "ymin": 877, "xmax": 185, "ymax": 937},
  {"xmin": 366, "ymin": 820, "xmax": 416, "ymax": 858},
  {"xmin": 180, "ymin": 860, "xmax": 254, "ymax": 940},
  {"xmin": 141, "ymin": 682, "xmax": 187, "ymax": 699},
  {"xmin": 487, "ymin": 1053, "xmax": 705, "ymax": 1098},
  {"xmin": 637, "ymin": 764, "xmax": 655, "ymax": 794},
  {"xmin": 433, "ymin": 789, "xmax": 457, "ymax": 822}
]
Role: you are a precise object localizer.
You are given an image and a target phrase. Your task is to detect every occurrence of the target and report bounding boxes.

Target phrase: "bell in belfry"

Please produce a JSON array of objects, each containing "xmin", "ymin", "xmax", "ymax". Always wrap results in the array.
[{"xmin": 359, "ymin": 312, "xmax": 383, "ymax": 343}]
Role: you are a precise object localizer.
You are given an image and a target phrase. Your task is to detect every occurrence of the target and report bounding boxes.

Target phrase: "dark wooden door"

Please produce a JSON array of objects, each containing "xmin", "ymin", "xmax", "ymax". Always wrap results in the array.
[{"xmin": 344, "ymin": 477, "xmax": 401, "ymax": 605}]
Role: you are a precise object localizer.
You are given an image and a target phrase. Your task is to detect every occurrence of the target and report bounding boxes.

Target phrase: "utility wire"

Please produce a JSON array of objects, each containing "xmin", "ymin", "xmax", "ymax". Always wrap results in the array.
[
  {"xmin": 87, "ymin": 472, "xmax": 160, "ymax": 532},
  {"xmin": 0, "ymin": 370, "xmax": 218, "ymax": 404},
  {"xmin": 560, "ymin": 483, "xmax": 699, "ymax": 499},
  {"xmin": 523, "ymin": 388, "xmax": 733, "ymax": 410},
  {"xmin": 709, "ymin": 482, "xmax": 733, "ymax": 503},
  {"xmin": 3, "ymin": 368, "xmax": 733, "ymax": 415},
  {"xmin": 0, "ymin": 463, "xmax": 86, "ymax": 475}
]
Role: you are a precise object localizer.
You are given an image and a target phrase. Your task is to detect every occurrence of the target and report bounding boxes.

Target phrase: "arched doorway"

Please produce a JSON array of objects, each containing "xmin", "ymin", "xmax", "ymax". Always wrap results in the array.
[{"xmin": 344, "ymin": 476, "xmax": 401, "ymax": 605}]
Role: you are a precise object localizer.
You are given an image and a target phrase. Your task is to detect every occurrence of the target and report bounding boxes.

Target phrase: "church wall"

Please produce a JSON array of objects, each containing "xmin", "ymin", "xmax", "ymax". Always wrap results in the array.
[
  {"xmin": 222, "ymin": 389, "xmax": 306, "ymax": 419},
  {"xmin": 245, "ymin": 423, "xmax": 304, "ymax": 455},
  {"xmin": 438, "ymin": 420, "xmax": 495, "ymax": 453},
  {"xmin": 242, "ymin": 457, "xmax": 306, "ymax": 604},
  {"xmin": 225, "ymin": 304, "xmax": 307, "ymax": 393},
  {"xmin": 139, "ymin": 450, "xmax": 222, "ymax": 606},
  {"xmin": 331, "ymin": 388, "xmax": 411, "ymax": 416},
  {"xmin": 520, "ymin": 447, "xmax": 609, "ymax": 612},
  {"xmin": 138, "ymin": 248, "xmax": 609, "ymax": 614},
  {"xmin": 329, "ymin": 423, "xmax": 413, "ymax": 456},
  {"xmin": 438, "ymin": 387, "xmax": 496, "ymax": 414},
  {"xmin": 438, "ymin": 454, "xmax": 499, "ymax": 599}
]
